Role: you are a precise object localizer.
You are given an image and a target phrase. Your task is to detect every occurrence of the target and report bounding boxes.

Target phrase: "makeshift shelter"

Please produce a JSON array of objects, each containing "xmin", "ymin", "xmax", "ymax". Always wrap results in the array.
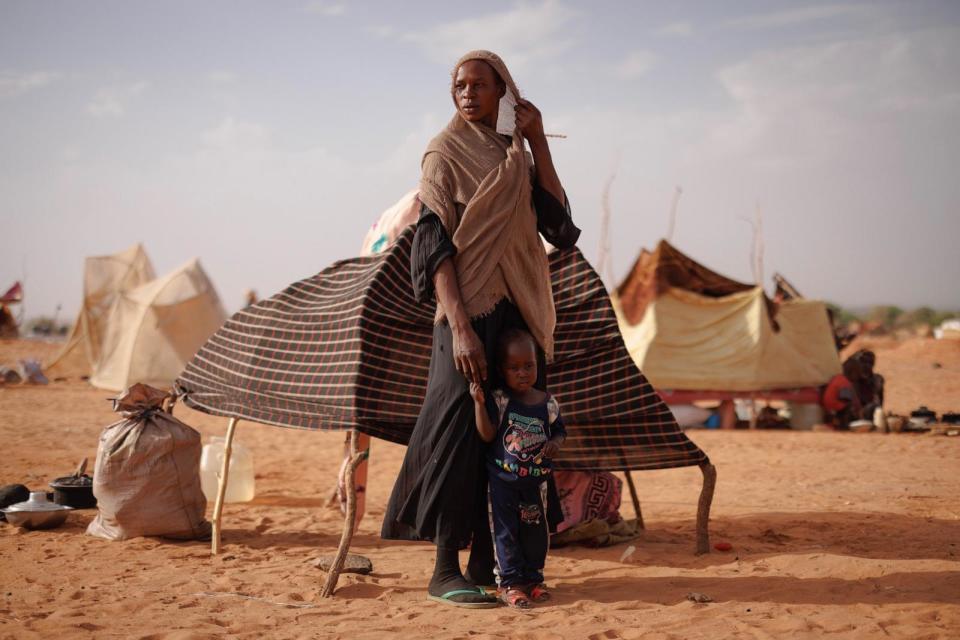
[
  {"xmin": 936, "ymin": 319, "xmax": 960, "ymax": 340},
  {"xmin": 612, "ymin": 240, "xmax": 840, "ymax": 406},
  {"xmin": 360, "ymin": 189, "xmax": 420, "ymax": 255},
  {"xmin": 0, "ymin": 281, "xmax": 23, "ymax": 338},
  {"xmin": 90, "ymin": 259, "xmax": 226, "ymax": 390},
  {"xmin": 175, "ymin": 210, "xmax": 716, "ymax": 596},
  {"xmin": 47, "ymin": 246, "xmax": 226, "ymax": 391},
  {"xmin": 47, "ymin": 244, "xmax": 156, "ymax": 379}
]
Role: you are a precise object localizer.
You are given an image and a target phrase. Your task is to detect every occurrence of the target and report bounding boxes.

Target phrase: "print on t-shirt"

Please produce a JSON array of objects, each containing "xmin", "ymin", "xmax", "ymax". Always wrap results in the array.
[
  {"xmin": 503, "ymin": 412, "xmax": 548, "ymax": 463},
  {"xmin": 487, "ymin": 389, "xmax": 565, "ymax": 483}
]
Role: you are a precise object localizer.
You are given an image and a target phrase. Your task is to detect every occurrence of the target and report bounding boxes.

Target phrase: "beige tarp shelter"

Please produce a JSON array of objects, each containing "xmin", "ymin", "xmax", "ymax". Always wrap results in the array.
[
  {"xmin": 612, "ymin": 240, "xmax": 840, "ymax": 391},
  {"xmin": 46, "ymin": 244, "xmax": 156, "ymax": 378},
  {"xmin": 1, "ymin": 281, "xmax": 23, "ymax": 338},
  {"xmin": 47, "ymin": 245, "xmax": 226, "ymax": 391}
]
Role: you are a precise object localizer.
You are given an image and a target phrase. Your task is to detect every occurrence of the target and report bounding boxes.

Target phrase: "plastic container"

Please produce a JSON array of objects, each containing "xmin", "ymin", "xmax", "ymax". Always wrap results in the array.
[
  {"xmin": 786, "ymin": 402, "xmax": 823, "ymax": 430},
  {"xmin": 199, "ymin": 437, "xmax": 255, "ymax": 503},
  {"xmin": 873, "ymin": 406, "xmax": 888, "ymax": 433}
]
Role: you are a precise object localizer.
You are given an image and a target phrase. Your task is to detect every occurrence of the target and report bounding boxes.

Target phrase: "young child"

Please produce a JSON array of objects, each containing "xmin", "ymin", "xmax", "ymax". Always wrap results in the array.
[{"xmin": 469, "ymin": 328, "xmax": 566, "ymax": 609}]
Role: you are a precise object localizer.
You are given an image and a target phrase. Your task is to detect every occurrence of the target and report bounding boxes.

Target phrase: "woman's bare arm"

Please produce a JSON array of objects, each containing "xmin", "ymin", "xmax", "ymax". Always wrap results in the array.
[{"xmin": 433, "ymin": 257, "xmax": 487, "ymax": 383}]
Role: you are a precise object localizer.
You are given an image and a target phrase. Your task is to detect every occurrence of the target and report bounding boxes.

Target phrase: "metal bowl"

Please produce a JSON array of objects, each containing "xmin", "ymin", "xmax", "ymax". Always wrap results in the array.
[{"xmin": 2, "ymin": 491, "xmax": 72, "ymax": 529}]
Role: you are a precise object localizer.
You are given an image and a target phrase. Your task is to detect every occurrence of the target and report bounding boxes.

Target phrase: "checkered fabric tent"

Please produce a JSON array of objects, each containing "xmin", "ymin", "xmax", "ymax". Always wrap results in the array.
[{"xmin": 175, "ymin": 228, "xmax": 708, "ymax": 472}]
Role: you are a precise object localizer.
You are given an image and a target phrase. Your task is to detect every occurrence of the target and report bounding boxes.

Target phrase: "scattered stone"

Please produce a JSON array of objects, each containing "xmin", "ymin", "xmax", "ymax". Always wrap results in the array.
[
  {"xmin": 686, "ymin": 592, "xmax": 712, "ymax": 603},
  {"xmin": 759, "ymin": 528, "xmax": 791, "ymax": 545},
  {"xmin": 254, "ymin": 516, "xmax": 273, "ymax": 533},
  {"xmin": 313, "ymin": 553, "xmax": 373, "ymax": 575},
  {"xmin": 0, "ymin": 484, "xmax": 30, "ymax": 522}
]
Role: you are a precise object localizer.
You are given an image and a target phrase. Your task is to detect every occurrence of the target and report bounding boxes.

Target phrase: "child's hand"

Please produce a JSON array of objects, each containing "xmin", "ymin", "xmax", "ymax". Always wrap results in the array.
[
  {"xmin": 469, "ymin": 382, "xmax": 485, "ymax": 405},
  {"xmin": 542, "ymin": 438, "xmax": 562, "ymax": 459}
]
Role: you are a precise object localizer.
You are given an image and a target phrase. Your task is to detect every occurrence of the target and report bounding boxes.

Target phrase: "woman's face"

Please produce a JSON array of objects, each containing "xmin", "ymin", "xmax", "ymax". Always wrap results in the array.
[{"xmin": 453, "ymin": 60, "xmax": 505, "ymax": 128}]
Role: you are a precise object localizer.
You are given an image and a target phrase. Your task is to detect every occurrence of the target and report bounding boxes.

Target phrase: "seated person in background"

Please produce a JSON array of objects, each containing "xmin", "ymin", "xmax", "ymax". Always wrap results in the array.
[
  {"xmin": 850, "ymin": 349, "xmax": 884, "ymax": 420},
  {"xmin": 822, "ymin": 358, "xmax": 862, "ymax": 430}
]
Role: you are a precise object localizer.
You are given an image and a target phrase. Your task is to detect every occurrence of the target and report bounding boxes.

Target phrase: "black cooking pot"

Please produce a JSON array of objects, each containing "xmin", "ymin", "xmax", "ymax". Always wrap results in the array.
[
  {"xmin": 909, "ymin": 406, "xmax": 937, "ymax": 423},
  {"xmin": 49, "ymin": 475, "xmax": 96, "ymax": 509}
]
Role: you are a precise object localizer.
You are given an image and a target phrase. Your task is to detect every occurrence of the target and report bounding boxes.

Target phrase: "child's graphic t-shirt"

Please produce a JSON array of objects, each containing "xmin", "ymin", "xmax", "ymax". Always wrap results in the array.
[{"xmin": 485, "ymin": 389, "xmax": 566, "ymax": 484}]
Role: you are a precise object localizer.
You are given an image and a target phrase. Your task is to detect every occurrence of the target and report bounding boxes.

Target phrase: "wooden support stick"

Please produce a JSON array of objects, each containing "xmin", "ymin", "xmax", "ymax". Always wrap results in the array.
[
  {"xmin": 320, "ymin": 429, "xmax": 367, "ymax": 597},
  {"xmin": 324, "ymin": 431, "xmax": 358, "ymax": 510},
  {"xmin": 211, "ymin": 416, "xmax": 239, "ymax": 556},
  {"xmin": 624, "ymin": 471, "xmax": 644, "ymax": 530},
  {"xmin": 325, "ymin": 485, "xmax": 339, "ymax": 509},
  {"xmin": 695, "ymin": 462, "xmax": 717, "ymax": 555}
]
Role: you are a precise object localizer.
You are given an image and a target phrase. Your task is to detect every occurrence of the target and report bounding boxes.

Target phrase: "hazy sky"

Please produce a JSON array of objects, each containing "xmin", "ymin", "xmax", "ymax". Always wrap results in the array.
[{"xmin": 2, "ymin": 0, "xmax": 959, "ymax": 320}]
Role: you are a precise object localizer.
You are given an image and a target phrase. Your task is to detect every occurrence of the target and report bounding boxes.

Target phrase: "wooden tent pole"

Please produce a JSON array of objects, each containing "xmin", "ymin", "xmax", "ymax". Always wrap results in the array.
[
  {"xmin": 211, "ymin": 416, "xmax": 239, "ymax": 555},
  {"xmin": 320, "ymin": 429, "xmax": 366, "ymax": 597},
  {"xmin": 624, "ymin": 472, "xmax": 645, "ymax": 530},
  {"xmin": 695, "ymin": 462, "xmax": 717, "ymax": 555},
  {"xmin": 325, "ymin": 485, "xmax": 339, "ymax": 508}
]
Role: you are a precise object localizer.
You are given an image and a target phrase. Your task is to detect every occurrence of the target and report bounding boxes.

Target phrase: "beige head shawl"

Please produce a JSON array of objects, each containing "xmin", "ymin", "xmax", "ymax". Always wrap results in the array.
[{"xmin": 418, "ymin": 50, "xmax": 556, "ymax": 359}]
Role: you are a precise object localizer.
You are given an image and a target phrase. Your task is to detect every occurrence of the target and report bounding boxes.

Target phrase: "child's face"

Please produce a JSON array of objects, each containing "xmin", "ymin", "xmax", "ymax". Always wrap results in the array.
[{"xmin": 500, "ymin": 339, "xmax": 537, "ymax": 393}]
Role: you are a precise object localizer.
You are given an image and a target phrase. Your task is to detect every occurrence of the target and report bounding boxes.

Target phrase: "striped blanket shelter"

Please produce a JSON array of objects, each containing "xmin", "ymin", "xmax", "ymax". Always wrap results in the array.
[{"xmin": 176, "ymin": 227, "xmax": 708, "ymax": 472}]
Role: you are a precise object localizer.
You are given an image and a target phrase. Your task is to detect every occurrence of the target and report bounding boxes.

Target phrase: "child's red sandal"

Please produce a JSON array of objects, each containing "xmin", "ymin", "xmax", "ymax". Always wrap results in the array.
[
  {"xmin": 527, "ymin": 583, "xmax": 551, "ymax": 602},
  {"xmin": 498, "ymin": 586, "xmax": 532, "ymax": 609}
]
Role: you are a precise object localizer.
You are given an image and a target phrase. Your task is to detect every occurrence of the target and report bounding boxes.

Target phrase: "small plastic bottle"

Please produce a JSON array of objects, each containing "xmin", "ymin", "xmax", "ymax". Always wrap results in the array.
[
  {"xmin": 873, "ymin": 406, "xmax": 888, "ymax": 433},
  {"xmin": 199, "ymin": 436, "xmax": 255, "ymax": 503}
]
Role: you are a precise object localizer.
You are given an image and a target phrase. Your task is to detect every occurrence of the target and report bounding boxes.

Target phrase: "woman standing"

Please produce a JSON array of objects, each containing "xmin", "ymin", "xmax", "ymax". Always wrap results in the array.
[{"xmin": 381, "ymin": 50, "xmax": 579, "ymax": 607}]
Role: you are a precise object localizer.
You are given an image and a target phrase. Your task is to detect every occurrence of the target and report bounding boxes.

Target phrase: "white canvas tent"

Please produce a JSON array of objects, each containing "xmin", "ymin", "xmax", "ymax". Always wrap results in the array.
[
  {"xmin": 47, "ymin": 244, "xmax": 156, "ymax": 380},
  {"xmin": 47, "ymin": 245, "xmax": 226, "ymax": 391},
  {"xmin": 612, "ymin": 240, "xmax": 840, "ymax": 392}
]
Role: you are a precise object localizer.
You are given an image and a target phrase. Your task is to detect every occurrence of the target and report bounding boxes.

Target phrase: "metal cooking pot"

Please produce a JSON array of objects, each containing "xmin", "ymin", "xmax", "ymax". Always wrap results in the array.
[
  {"xmin": 50, "ymin": 475, "xmax": 96, "ymax": 509},
  {"xmin": 2, "ymin": 491, "xmax": 73, "ymax": 529}
]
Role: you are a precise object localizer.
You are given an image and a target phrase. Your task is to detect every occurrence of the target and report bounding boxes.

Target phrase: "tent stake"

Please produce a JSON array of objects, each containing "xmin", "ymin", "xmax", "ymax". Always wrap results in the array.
[
  {"xmin": 211, "ymin": 416, "xmax": 239, "ymax": 555},
  {"xmin": 695, "ymin": 462, "xmax": 717, "ymax": 555},
  {"xmin": 624, "ymin": 472, "xmax": 645, "ymax": 530},
  {"xmin": 320, "ymin": 429, "xmax": 366, "ymax": 597}
]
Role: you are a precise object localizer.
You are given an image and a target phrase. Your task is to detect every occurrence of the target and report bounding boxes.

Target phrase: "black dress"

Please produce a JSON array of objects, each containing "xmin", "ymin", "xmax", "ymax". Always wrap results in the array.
[{"xmin": 381, "ymin": 184, "xmax": 580, "ymax": 549}]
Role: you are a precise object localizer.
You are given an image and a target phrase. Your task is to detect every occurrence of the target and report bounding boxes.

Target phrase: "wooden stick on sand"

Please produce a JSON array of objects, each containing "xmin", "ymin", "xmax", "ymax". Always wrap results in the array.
[
  {"xmin": 211, "ymin": 416, "xmax": 239, "ymax": 555},
  {"xmin": 695, "ymin": 462, "xmax": 717, "ymax": 555},
  {"xmin": 624, "ymin": 471, "xmax": 645, "ymax": 530},
  {"xmin": 320, "ymin": 429, "xmax": 367, "ymax": 597}
]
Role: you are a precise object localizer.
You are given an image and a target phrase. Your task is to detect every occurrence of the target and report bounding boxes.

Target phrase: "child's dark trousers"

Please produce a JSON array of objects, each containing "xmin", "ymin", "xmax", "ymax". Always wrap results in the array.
[{"xmin": 489, "ymin": 475, "xmax": 548, "ymax": 587}]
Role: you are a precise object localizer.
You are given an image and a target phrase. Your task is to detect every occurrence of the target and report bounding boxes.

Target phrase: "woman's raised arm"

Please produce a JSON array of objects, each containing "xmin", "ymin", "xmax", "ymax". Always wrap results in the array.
[{"xmin": 516, "ymin": 98, "xmax": 564, "ymax": 203}]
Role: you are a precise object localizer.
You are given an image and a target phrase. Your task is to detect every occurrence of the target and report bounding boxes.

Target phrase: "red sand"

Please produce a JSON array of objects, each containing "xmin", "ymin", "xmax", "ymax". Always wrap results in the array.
[{"xmin": 1, "ymin": 337, "xmax": 958, "ymax": 639}]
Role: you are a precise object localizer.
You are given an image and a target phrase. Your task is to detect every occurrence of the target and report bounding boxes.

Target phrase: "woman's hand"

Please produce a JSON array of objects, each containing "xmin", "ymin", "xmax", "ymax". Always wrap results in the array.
[
  {"xmin": 452, "ymin": 324, "xmax": 487, "ymax": 384},
  {"xmin": 515, "ymin": 99, "xmax": 546, "ymax": 143}
]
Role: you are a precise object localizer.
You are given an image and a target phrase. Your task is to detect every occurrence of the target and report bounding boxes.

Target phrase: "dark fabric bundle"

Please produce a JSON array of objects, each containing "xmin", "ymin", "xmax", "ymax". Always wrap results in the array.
[{"xmin": 175, "ymin": 227, "xmax": 707, "ymax": 472}]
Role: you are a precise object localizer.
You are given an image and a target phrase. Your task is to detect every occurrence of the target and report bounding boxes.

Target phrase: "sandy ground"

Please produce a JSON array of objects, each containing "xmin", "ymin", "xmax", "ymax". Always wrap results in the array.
[{"xmin": 1, "ymin": 337, "xmax": 958, "ymax": 639}]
